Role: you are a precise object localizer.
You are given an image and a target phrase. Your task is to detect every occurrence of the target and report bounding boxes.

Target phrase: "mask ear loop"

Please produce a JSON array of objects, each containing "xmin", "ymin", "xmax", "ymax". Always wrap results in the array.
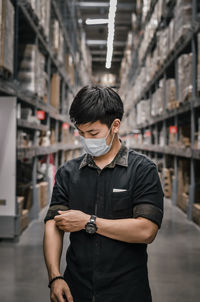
[{"xmin": 106, "ymin": 122, "xmax": 116, "ymax": 146}]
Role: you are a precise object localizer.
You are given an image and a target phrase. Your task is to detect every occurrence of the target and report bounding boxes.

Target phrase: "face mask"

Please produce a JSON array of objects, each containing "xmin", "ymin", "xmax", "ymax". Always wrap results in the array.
[{"xmin": 79, "ymin": 125, "xmax": 115, "ymax": 157}]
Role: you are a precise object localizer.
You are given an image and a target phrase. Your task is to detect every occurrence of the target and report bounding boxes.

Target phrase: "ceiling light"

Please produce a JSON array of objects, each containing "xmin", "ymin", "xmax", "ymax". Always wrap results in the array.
[
  {"xmin": 106, "ymin": 0, "xmax": 117, "ymax": 69},
  {"xmin": 85, "ymin": 18, "xmax": 108, "ymax": 25}
]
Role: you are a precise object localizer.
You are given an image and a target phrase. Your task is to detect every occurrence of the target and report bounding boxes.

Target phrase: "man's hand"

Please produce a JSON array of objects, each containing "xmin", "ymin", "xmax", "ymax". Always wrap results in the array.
[
  {"xmin": 54, "ymin": 210, "xmax": 90, "ymax": 232},
  {"xmin": 50, "ymin": 279, "xmax": 73, "ymax": 302}
]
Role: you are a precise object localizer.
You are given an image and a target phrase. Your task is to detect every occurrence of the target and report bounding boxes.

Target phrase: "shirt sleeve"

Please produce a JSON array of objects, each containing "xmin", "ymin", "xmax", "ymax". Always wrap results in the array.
[
  {"xmin": 132, "ymin": 163, "xmax": 164, "ymax": 228},
  {"xmin": 44, "ymin": 167, "xmax": 70, "ymax": 223}
]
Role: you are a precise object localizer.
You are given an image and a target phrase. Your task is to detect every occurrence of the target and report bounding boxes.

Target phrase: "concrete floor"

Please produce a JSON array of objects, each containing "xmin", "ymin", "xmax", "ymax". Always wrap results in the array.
[{"xmin": 0, "ymin": 199, "xmax": 200, "ymax": 302}]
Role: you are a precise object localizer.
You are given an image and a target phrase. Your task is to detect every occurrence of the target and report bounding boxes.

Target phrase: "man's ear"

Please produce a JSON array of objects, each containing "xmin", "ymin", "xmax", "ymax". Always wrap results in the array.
[{"xmin": 113, "ymin": 119, "xmax": 121, "ymax": 133}]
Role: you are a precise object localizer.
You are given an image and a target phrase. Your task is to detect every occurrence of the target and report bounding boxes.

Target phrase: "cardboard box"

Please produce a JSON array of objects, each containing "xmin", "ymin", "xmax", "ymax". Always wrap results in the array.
[
  {"xmin": 20, "ymin": 209, "xmax": 29, "ymax": 232},
  {"xmin": 163, "ymin": 168, "xmax": 172, "ymax": 198},
  {"xmin": 25, "ymin": 184, "xmax": 40, "ymax": 210},
  {"xmin": 17, "ymin": 196, "xmax": 24, "ymax": 216},
  {"xmin": 178, "ymin": 192, "xmax": 189, "ymax": 213},
  {"xmin": 39, "ymin": 181, "xmax": 48, "ymax": 209},
  {"xmin": 177, "ymin": 160, "xmax": 190, "ymax": 211},
  {"xmin": 0, "ymin": 0, "xmax": 14, "ymax": 74},
  {"xmin": 192, "ymin": 203, "xmax": 200, "ymax": 226},
  {"xmin": 50, "ymin": 73, "xmax": 60, "ymax": 109}
]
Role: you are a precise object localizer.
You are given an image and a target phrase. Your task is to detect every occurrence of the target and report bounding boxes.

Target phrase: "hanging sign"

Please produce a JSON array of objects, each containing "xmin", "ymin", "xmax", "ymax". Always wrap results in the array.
[
  {"xmin": 62, "ymin": 122, "xmax": 70, "ymax": 130},
  {"xmin": 37, "ymin": 110, "xmax": 45, "ymax": 120},
  {"xmin": 169, "ymin": 126, "xmax": 177, "ymax": 134}
]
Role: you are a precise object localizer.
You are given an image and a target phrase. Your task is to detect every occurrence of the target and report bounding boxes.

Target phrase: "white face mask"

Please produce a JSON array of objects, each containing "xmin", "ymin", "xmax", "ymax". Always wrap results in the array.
[{"xmin": 79, "ymin": 125, "xmax": 115, "ymax": 157}]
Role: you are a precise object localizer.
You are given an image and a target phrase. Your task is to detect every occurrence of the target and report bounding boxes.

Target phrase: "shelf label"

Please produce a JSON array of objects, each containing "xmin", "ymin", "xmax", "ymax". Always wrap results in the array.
[
  {"xmin": 37, "ymin": 111, "xmax": 45, "ymax": 120},
  {"xmin": 62, "ymin": 122, "xmax": 70, "ymax": 130},
  {"xmin": 169, "ymin": 126, "xmax": 177, "ymax": 134}
]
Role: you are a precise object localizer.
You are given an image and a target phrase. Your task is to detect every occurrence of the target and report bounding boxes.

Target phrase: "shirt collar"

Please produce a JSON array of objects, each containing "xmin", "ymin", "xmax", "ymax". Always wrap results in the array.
[{"xmin": 79, "ymin": 142, "xmax": 129, "ymax": 170}]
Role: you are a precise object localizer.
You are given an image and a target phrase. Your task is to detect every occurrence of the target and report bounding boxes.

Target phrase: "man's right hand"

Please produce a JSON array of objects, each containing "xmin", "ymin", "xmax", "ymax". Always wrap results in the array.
[{"xmin": 50, "ymin": 279, "xmax": 73, "ymax": 302}]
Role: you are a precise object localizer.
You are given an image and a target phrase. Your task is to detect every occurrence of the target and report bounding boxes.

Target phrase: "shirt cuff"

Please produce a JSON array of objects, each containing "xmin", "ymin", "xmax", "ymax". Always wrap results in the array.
[
  {"xmin": 133, "ymin": 203, "xmax": 163, "ymax": 229},
  {"xmin": 44, "ymin": 204, "xmax": 69, "ymax": 223}
]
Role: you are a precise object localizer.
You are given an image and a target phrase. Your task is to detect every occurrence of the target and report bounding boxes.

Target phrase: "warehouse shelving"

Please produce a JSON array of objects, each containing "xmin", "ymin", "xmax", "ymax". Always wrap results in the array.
[
  {"xmin": 0, "ymin": 0, "xmax": 89, "ymax": 239},
  {"xmin": 120, "ymin": 0, "xmax": 200, "ymax": 227}
]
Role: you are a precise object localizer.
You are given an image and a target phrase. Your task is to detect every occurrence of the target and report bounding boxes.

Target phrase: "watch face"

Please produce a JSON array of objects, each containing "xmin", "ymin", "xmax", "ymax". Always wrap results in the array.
[{"xmin": 86, "ymin": 222, "xmax": 96, "ymax": 234}]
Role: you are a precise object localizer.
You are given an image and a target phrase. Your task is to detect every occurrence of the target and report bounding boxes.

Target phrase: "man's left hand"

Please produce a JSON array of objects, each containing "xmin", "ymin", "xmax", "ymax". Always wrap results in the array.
[{"xmin": 54, "ymin": 210, "xmax": 90, "ymax": 232}]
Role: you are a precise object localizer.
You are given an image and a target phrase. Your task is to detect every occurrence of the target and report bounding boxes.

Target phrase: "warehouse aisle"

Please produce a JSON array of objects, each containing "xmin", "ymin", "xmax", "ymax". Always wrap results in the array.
[{"xmin": 0, "ymin": 199, "xmax": 200, "ymax": 302}]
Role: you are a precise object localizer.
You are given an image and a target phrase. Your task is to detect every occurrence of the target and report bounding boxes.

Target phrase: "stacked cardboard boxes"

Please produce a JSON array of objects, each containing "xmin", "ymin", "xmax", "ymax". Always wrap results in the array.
[
  {"xmin": 50, "ymin": 73, "xmax": 60, "ymax": 110},
  {"xmin": 178, "ymin": 125, "xmax": 191, "ymax": 148},
  {"xmin": 18, "ymin": 44, "xmax": 48, "ymax": 100},
  {"xmin": 39, "ymin": 181, "xmax": 48, "ymax": 209},
  {"xmin": 17, "ymin": 196, "xmax": 30, "ymax": 233},
  {"xmin": 166, "ymin": 79, "xmax": 177, "ymax": 110},
  {"xmin": 0, "ymin": 0, "xmax": 14, "ymax": 74},
  {"xmin": 163, "ymin": 168, "xmax": 173, "ymax": 198},
  {"xmin": 177, "ymin": 160, "xmax": 190, "ymax": 213}
]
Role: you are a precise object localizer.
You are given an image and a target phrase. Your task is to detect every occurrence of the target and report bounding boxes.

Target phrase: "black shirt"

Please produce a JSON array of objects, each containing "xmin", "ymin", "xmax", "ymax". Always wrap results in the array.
[{"xmin": 45, "ymin": 144, "xmax": 164, "ymax": 302}]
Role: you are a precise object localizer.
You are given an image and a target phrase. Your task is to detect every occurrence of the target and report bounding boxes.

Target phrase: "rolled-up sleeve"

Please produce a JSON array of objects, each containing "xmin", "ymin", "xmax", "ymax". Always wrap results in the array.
[
  {"xmin": 132, "ymin": 163, "xmax": 164, "ymax": 229},
  {"xmin": 44, "ymin": 167, "xmax": 69, "ymax": 223}
]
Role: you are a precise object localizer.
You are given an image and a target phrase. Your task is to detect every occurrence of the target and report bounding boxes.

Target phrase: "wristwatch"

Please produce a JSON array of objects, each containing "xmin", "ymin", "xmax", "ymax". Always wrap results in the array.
[{"xmin": 85, "ymin": 215, "xmax": 97, "ymax": 234}]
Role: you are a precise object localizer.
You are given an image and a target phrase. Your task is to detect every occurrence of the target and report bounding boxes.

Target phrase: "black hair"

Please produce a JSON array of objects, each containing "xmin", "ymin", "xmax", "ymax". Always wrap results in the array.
[{"xmin": 69, "ymin": 86, "xmax": 124, "ymax": 128}]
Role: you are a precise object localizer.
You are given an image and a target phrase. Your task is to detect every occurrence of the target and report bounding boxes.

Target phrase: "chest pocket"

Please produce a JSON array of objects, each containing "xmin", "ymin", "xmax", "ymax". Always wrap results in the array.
[{"xmin": 111, "ymin": 191, "xmax": 133, "ymax": 219}]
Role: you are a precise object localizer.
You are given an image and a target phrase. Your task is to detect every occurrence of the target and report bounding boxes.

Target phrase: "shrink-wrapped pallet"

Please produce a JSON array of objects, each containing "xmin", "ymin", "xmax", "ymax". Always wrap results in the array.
[
  {"xmin": 177, "ymin": 53, "xmax": 192, "ymax": 103},
  {"xmin": 18, "ymin": 44, "xmax": 38, "ymax": 93},
  {"xmin": 174, "ymin": 0, "xmax": 192, "ymax": 44},
  {"xmin": 0, "ymin": 0, "xmax": 14, "ymax": 74}
]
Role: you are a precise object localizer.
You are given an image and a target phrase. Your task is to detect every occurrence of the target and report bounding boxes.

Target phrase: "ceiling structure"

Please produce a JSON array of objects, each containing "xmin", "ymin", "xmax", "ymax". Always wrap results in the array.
[{"xmin": 76, "ymin": 0, "xmax": 136, "ymax": 82}]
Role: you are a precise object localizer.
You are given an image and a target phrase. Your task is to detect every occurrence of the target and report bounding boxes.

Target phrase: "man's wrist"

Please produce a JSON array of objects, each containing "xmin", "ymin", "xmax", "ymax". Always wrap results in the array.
[
  {"xmin": 49, "ymin": 271, "xmax": 61, "ymax": 281},
  {"xmin": 48, "ymin": 276, "xmax": 65, "ymax": 288}
]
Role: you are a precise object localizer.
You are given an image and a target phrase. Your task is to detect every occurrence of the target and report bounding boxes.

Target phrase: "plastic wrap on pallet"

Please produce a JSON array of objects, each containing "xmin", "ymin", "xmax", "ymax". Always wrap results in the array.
[
  {"xmin": 141, "ymin": 0, "xmax": 151, "ymax": 24},
  {"xmin": 18, "ymin": 44, "xmax": 38, "ymax": 93},
  {"xmin": 58, "ymin": 31, "xmax": 64, "ymax": 64},
  {"xmin": 151, "ymin": 79, "xmax": 164, "ymax": 117},
  {"xmin": 51, "ymin": 19, "xmax": 60, "ymax": 54},
  {"xmin": 136, "ymin": 99, "xmax": 150, "ymax": 125},
  {"xmin": 168, "ymin": 19, "xmax": 175, "ymax": 54},
  {"xmin": 37, "ymin": 50, "xmax": 48, "ymax": 99},
  {"xmin": 0, "ymin": 0, "xmax": 14, "ymax": 74},
  {"xmin": 174, "ymin": 0, "xmax": 192, "ymax": 44},
  {"xmin": 18, "ymin": 44, "xmax": 47, "ymax": 98},
  {"xmin": 197, "ymin": 34, "xmax": 200, "ymax": 93},
  {"xmin": 166, "ymin": 79, "xmax": 176, "ymax": 110},
  {"xmin": 40, "ymin": 0, "xmax": 50, "ymax": 38},
  {"xmin": 177, "ymin": 53, "xmax": 192, "ymax": 103}
]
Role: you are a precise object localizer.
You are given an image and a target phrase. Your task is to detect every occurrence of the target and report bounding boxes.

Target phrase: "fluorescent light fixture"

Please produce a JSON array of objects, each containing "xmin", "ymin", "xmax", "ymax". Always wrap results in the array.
[
  {"xmin": 106, "ymin": 0, "xmax": 117, "ymax": 69},
  {"xmin": 85, "ymin": 18, "xmax": 108, "ymax": 25}
]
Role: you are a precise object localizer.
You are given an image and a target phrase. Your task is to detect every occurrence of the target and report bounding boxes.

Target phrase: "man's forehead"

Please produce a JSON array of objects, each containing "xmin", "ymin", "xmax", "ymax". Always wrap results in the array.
[{"xmin": 76, "ymin": 121, "xmax": 107, "ymax": 132}]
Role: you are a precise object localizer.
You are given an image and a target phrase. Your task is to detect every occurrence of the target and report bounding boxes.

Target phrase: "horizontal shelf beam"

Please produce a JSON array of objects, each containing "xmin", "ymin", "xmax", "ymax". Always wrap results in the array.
[
  {"xmin": 17, "ymin": 119, "xmax": 49, "ymax": 131},
  {"xmin": 131, "ymin": 144, "xmax": 200, "ymax": 160},
  {"xmin": 17, "ymin": 143, "xmax": 82, "ymax": 159}
]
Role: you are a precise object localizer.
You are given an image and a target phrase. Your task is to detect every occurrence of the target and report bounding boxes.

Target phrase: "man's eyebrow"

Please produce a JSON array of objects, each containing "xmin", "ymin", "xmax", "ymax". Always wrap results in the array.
[{"xmin": 76, "ymin": 127, "xmax": 100, "ymax": 133}]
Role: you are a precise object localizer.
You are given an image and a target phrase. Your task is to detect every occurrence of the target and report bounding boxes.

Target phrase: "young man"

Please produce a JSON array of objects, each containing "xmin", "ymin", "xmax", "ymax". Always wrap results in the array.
[{"xmin": 43, "ymin": 86, "xmax": 164, "ymax": 302}]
